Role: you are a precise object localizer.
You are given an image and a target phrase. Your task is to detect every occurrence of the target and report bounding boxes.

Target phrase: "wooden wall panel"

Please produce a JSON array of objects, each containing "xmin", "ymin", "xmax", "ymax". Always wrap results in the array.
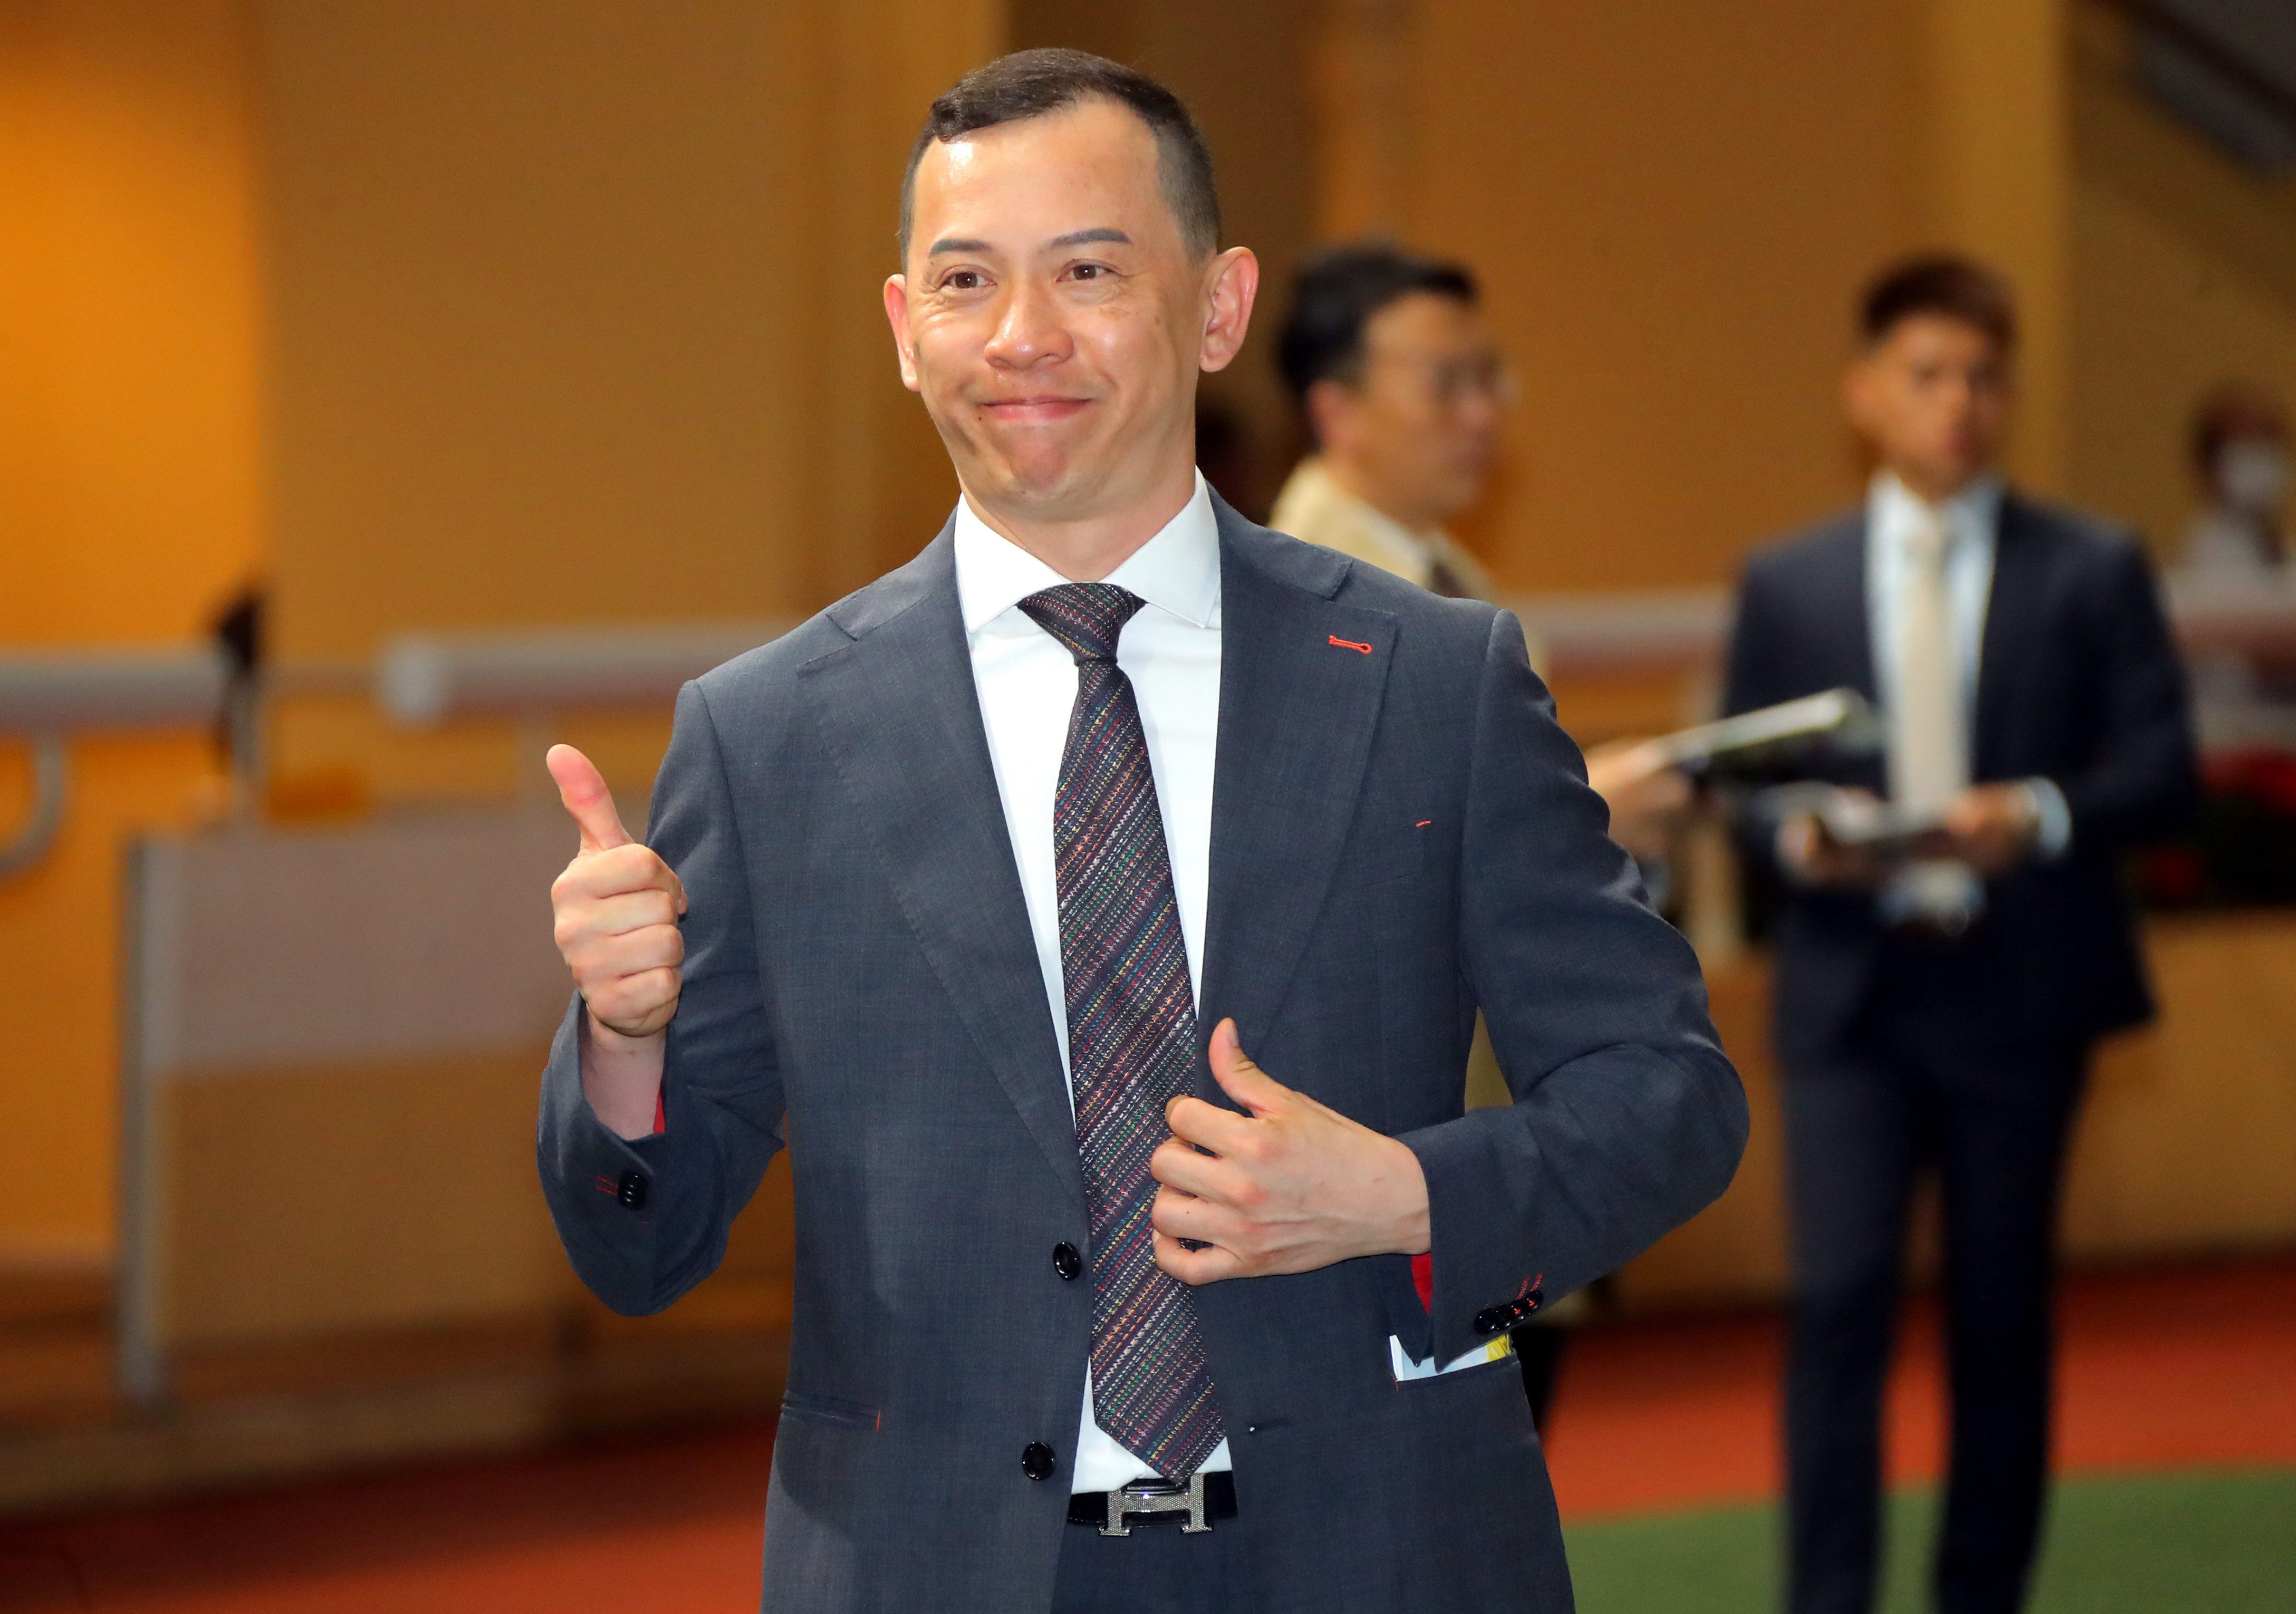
[
  {"xmin": 1620, "ymin": 919, "xmax": 2296, "ymax": 1312},
  {"xmin": 1326, "ymin": 0, "xmax": 1927, "ymax": 594},
  {"xmin": 160, "ymin": 1054, "xmax": 565, "ymax": 1346},
  {"xmin": 0, "ymin": 0, "xmax": 265, "ymax": 1264},
  {"xmin": 260, "ymin": 0, "xmax": 1004, "ymax": 809}
]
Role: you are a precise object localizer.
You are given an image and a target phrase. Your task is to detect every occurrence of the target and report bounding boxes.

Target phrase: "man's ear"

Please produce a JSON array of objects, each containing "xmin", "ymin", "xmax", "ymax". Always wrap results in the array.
[
  {"xmin": 1198, "ymin": 246, "xmax": 1259, "ymax": 375},
  {"xmin": 1840, "ymin": 357, "xmax": 1874, "ymax": 439},
  {"xmin": 1305, "ymin": 375, "xmax": 1358, "ymax": 460},
  {"xmin": 883, "ymin": 274, "xmax": 921, "ymax": 393}
]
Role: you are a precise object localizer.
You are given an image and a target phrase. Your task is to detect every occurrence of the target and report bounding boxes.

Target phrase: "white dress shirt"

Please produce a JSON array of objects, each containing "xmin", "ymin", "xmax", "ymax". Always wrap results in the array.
[
  {"xmin": 1863, "ymin": 472, "xmax": 2069, "ymax": 921},
  {"xmin": 952, "ymin": 473, "xmax": 1232, "ymax": 1492}
]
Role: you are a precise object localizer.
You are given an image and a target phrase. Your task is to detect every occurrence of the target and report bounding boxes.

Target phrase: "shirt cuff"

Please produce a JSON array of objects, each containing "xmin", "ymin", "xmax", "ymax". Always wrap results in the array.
[{"xmin": 2022, "ymin": 778, "xmax": 2072, "ymax": 860}]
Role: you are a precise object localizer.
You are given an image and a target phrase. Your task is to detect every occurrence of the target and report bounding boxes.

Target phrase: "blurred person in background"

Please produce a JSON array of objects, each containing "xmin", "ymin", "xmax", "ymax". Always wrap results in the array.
[
  {"xmin": 1270, "ymin": 245, "xmax": 1690, "ymax": 869},
  {"xmin": 1723, "ymin": 254, "xmax": 2196, "ymax": 1614},
  {"xmin": 1270, "ymin": 245, "xmax": 1693, "ymax": 1427},
  {"xmin": 2180, "ymin": 382, "xmax": 2289, "ymax": 588}
]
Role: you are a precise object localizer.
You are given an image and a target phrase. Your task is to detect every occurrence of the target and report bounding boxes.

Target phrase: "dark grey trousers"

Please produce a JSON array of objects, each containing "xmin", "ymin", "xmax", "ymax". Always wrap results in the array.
[
  {"xmin": 1781, "ymin": 941, "xmax": 2086, "ymax": 1614},
  {"xmin": 1050, "ymin": 1511, "xmax": 1254, "ymax": 1613}
]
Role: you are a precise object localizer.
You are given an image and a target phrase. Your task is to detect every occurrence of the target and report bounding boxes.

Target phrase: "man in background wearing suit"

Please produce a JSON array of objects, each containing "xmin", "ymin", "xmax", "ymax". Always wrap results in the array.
[
  {"xmin": 1269, "ymin": 244, "xmax": 1690, "ymax": 868},
  {"xmin": 539, "ymin": 48, "xmax": 1745, "ymax": 1614},
  {"xmin": 1723, "ymin": 255, "xmax": 2195, "ymax": 1614}
]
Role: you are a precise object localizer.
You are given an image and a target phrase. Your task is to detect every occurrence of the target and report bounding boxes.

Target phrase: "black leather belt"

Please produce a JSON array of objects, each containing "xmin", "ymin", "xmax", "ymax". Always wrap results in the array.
[{"xmin": 1068, "ymin": 1471, "xmax": 1237, "ymax": 1534}]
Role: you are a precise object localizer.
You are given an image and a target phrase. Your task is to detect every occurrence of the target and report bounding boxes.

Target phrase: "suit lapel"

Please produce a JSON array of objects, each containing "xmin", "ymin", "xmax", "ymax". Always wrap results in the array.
[
  {"xmin": 1974, "ymin": 494, "xmax": 2047, "ymax": 779},
  {"xmin": 1199, "ymin": 506, "xmax": 1398, "ymax": 1082},
  {"xmin": 800, "ymin": 529, "xmax": 1083, "ymax": 1209},
  {"xmin": 1832, "ymin": 515, "xmax": 1881, "ymax": 706}
]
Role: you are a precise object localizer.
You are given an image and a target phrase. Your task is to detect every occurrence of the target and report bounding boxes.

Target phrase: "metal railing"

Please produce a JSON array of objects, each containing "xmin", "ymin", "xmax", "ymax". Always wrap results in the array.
[{"xmin": 7, "ymin": 583, "xmax": 2296, "ymax": 876}]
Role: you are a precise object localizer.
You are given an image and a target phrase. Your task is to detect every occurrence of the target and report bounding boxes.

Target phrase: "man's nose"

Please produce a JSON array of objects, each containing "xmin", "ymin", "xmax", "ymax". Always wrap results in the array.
[
  {"xmin": 985, "ymin": 279, "xmax": 1071, "ymax": 369},
  {"xmin": 1455, "ymin": 389, "xmax": 1505, "ymax": 434}
]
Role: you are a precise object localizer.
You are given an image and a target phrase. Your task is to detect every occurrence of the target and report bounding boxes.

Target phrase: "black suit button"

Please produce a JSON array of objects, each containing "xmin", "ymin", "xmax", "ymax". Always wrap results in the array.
[
  {"xmin": 1052, "ymin": 1243, "xmax": 1083, "ymax": 1280},
  {"xmin": 616, "ymin": 1169, "xmax": 648, "ymax": 1209},
  {"xmin": 1473, "ymin": 1306, "xmax": 1507, "ymax": 1336},
  {"xmin": 1021, "ymin": 1442, "xmax": 1057, "ymax": 1482}
]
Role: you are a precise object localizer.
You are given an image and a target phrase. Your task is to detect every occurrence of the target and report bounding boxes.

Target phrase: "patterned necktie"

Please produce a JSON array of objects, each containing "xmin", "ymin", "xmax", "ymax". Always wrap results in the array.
[{"xmin": 1017, "ymin": 583, "xmax": 1225, "ymax": 1481}]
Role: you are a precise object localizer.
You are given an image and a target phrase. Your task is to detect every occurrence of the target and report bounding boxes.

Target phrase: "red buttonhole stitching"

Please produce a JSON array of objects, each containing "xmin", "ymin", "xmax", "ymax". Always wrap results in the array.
[{"xmin": 1328, "ymin": 635, "xmax": 1373, "ymax": 654}]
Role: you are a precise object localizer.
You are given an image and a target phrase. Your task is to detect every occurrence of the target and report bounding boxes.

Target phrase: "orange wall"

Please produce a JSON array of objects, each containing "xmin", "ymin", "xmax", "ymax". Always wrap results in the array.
[
  {"xmin": 9, "ymin": 0, "xmax": 2290, "ymax": 1281},
  {"xmin": 1337, "ymin": 1, "xmax": 1932, "ymax": 592},
  {"xmin": 0, "ymin": 0, "xmax": 265, "ymax": 1262},
  {"xmin": 258, "ymin": 0, "xmax": 1001, "ymax": 811}
]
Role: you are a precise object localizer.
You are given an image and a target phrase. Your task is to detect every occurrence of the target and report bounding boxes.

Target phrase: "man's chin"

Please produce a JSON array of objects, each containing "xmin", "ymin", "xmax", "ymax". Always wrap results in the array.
[{"xmin": 972, "ymin": 453, "xmax": 1101, "ymax": 516}]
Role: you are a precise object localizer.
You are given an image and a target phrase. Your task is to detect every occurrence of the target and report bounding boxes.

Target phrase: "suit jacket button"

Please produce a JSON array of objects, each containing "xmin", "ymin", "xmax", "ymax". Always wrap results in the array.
[
  {"xmin": 1021, "ymin": 1442, "xmax": 1057, "ymax": 1482},
  {"xmin": 1052, "ymin": 1243, "xmax": 1083, "ymax": 1281},
  {"xmin": 616, "ymin": 1170, "xmax": 648, "ymax": 1209},
  {"xmin": 1473, "ymin": 1306, "xmax": 1506, "ymax": 1336}
]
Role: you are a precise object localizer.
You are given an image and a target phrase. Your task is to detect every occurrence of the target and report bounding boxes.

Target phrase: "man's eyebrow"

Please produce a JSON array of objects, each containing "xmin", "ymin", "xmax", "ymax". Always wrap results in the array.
[{"xmin": 925, "ymin": 227, "xmax": 1133, "ymax": 257}]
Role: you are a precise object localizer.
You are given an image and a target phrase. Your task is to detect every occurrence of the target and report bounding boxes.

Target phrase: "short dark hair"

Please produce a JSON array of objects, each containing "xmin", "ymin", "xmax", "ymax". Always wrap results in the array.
[
  {"xmin": 1859, "ymin": 252, "xmax": 2017, "ymax": 352},
  {"xmin": 899, "ymin": 49, "xmax": 1219, "ymax": 261},
  {"xmin": 1276, "ymin": 243, "xmax": 1479, "ymax": 408}
]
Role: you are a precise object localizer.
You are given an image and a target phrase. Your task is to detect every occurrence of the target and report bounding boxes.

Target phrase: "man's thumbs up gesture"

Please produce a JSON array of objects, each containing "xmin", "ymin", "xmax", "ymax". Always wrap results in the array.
[
  {"xmin": 1148, "ymin": 1019, "xmax": 1431, "ymax": 1284},
  {"xmin": 547, "ymin": 744, "xmax": 687, "ymax": 1043}
]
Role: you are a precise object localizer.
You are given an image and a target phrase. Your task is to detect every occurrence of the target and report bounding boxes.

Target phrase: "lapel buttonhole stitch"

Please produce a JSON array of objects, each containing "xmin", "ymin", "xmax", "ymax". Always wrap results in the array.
[{"xmin": 1328, "ymin": 635, "xmax": 1374, "ymax": 654}]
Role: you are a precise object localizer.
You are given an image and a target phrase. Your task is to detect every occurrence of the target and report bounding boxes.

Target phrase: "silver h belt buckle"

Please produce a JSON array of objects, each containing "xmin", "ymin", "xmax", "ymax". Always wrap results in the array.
[{"xmin": 1099, "ymin": 1472, "xmax": 1212, "ymax": 1536}]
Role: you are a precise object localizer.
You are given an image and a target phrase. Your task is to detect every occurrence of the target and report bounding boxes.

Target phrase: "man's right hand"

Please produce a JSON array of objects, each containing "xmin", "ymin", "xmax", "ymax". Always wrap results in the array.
[
  {"xmin": 547, "ymin": 744, "xmax": 687, "ymax": 1041},
  {"xmin": 1777, "ymin": 790, "xmax": 1889, "ymax": 891}
]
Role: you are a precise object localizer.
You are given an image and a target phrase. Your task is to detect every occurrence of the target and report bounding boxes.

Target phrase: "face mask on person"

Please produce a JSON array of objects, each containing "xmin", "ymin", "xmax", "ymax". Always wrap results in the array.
[{"xmin": 2218, "ymin": 438, "xmax": 2290, "ymax": 516}]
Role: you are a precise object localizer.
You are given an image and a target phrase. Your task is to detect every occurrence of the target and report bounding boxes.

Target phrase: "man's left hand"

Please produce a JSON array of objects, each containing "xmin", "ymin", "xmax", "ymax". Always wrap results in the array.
[
  {"xmin": 1149, "ymin": 1019, "xmax": 1431, "ymax": 1285},
  {"xmin": 1933, "ymin": 782, "xmax": 2040, "ymax": 878}
]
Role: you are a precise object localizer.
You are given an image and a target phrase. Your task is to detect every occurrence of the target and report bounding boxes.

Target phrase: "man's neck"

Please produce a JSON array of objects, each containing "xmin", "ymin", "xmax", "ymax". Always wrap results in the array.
[
  {"xmin": 960, "ymin": 462, "xmax": 1200, "ymax": 583},
  {"xmin": 1323, "ymin": 457, "xmax": 1440, "ymax": 538},
  {"xmin": 1882, "ymin": 462, "xmax": 1996, "ymax": 508}
]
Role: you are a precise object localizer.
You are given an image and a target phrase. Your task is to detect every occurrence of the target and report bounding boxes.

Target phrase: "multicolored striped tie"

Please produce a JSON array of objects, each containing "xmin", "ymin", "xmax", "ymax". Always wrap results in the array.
[{"xmin": 1018, "ymin": 583, "xmax": 1225, "ymax": 1481}]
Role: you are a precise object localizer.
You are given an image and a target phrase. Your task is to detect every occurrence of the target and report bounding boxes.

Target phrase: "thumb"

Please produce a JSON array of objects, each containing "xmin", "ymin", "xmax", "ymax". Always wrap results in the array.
[
  {"xmin": 1208, "ymin": 1018, "xmax": 1284, "ymax": 1116},
  {"xmin": 546, "ymin": 744, "xmax": 632, "ymax": 854}
]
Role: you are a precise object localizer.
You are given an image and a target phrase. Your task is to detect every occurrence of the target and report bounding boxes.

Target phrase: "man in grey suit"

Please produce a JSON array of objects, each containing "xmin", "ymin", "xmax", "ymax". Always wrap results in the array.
[{"xmin": 539, "ymin": 49, "xmax": 1746, "ymax": 1613}]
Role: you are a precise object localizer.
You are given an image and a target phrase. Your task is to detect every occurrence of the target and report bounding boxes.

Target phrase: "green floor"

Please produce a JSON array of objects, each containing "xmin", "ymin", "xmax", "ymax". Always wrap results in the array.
[{"xmin": 1565, "ymin": 1470, "xmax": 2296, "ymax": 1613}]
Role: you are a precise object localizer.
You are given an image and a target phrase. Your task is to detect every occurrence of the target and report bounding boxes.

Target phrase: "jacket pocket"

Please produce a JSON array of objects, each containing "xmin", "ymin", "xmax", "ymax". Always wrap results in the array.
[
  {"xmin": 780, "ymin": 1387, "xmax": 881, "ymax": 1431},
  {"xmin": 1357, "ymin": 819, "xmax": 1435, "ymax": 887}
]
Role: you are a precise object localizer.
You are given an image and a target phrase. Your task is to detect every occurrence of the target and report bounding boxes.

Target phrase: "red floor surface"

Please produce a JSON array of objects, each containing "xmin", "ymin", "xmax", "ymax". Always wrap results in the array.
[
  {"xmin": 3, "ymin": 1258, "xmax": 2290, "ymax": 1613},
  {"xmin": 1540, "ymin": 1255, "xmax": 2296, "ymax": 1517}
]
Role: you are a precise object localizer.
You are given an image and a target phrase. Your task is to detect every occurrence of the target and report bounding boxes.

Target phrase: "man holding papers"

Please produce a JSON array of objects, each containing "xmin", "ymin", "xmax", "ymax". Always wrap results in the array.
[{"xmin": 1722, "ymin": 255, "xmax": 2195, "ymax": 1614}]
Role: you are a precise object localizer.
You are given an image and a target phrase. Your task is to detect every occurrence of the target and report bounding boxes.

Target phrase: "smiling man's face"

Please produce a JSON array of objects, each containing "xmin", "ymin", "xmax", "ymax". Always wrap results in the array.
[{"xmin": 885, "ymin": 97, "xmax": 1248, "ymax": 532}]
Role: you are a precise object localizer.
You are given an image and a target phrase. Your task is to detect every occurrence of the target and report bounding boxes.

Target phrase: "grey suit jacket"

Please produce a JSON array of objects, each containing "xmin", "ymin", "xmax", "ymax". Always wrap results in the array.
[{"xmin": 538, "ymin": 497, "xmax": 1748, "ymax": 1613}]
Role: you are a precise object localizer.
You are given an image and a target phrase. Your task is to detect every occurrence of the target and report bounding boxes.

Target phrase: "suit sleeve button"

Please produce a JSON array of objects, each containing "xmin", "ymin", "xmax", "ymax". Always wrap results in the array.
[
  {"xmin": 1022, "ymin": 1442, "xmax": 1058, "ymax": 1482},
  {"xmin": 1473, "ymin": 1307, "xmax": 1505, "ymax": 1336},
  {"xmin": 1052, "ymin": 1243, "xmax": 1083, "ymax": 1280},
  {"xmin": 616, "ymin": 1170, "xmax": 648, "ymax": 1209}
]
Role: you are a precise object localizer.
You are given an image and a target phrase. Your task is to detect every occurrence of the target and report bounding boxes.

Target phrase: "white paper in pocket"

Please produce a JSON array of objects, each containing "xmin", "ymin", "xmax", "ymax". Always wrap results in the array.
[{"xmin": 1389, "ymin": 1331, "xmax": 1515, "ymax": 1383}]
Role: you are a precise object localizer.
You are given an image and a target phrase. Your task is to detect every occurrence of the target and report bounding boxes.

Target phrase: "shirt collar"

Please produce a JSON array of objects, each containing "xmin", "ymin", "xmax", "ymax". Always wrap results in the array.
[
  {"xmin": 953, "ymin": 471, "xmax": 1221, "ymax": 636},
  {"xmin": 1869, "ymin": 468, "xmax": 2002, "ymax": 555}
]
